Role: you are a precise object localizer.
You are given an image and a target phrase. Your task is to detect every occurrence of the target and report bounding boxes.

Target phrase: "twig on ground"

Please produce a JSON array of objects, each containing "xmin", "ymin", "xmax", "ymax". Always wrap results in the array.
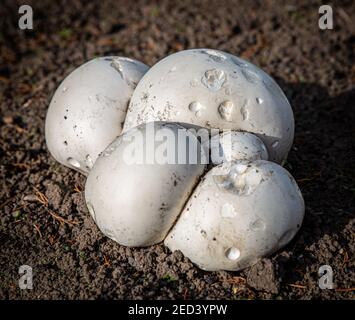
[
  {"xmin": 288, "ymin": 283, "xmax": 307, "ymax": 289},
  {"xmin": 335, "ymin": 287, "xmax": 355, "ymax": 292},
  {"xmin": 34, "ymin": 187, "xmax": 80, "ymax": 226},
  {"xmin": 33, "ymin": 224, "xmax": 43, "ymax": 238},
  {"xmin": 73, "ymin": 184, "xmax": 82, "ymax": 193}
]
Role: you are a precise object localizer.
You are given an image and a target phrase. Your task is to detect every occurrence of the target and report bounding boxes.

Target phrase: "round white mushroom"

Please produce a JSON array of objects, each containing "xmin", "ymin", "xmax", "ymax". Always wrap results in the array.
[
  {"xmin": 45, "ymin": 56, "xmax": 149, "ymax": 175},
  {"xmin": 85, "ymin": 121, "xmax": 207, "ymax": 247},
  {"xmin": 204, "ymin": 131, "xmax": 269, "ymax": 165},
  {"xmin": 123, "ymin": 49, "xmax": 294, "ymax": 164},
  {"xmin": 164, "ymin": 160, "xmax": 304, "ymax": 271}
]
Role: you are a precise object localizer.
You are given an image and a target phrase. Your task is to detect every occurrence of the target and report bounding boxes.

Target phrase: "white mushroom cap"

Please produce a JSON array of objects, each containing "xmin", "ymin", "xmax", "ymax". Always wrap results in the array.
[
  {"xmin": 204, "ymin": 131, "xmax": 269, "ymax": 165},
  {"xmin": 45, "ymin": 56, "xmax": 149, "ymax": 175},
  {"xmin": 85, "ymin": 122, "xmax": 207, "ymax": 247},
  {"xmin": 164, "ymin": 160, "xmax": 304, "ymax": 271},
  {"xmin": 123, "ymin": 49, "xmax": 294, "ymax": 164}
]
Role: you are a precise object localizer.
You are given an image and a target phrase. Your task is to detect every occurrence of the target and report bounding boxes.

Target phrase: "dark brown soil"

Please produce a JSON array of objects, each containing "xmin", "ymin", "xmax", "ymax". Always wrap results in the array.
[{"xmin": 0, "ymin": 0, "xmax": 354, "ymax": 300}]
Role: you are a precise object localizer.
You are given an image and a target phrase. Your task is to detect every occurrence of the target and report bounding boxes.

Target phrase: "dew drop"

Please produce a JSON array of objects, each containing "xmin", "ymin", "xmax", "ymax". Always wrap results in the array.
[
  {"xmin": 67, "ymin": 157, "xmax": 80, "ymax": 168},
  {"xmin": 240, "ymin": 103, "xmax": 249, "ymax": 121},
  {"xmin": 85, "ymin": 154, "xmax": 94, "ymax": 169},
  {"xmin": 218, "ymin": 100, "xmax": 234, "ymax": 121},
  {"xmin": 221, "ymin": 203, "xmax": 237, "ymax": 218},
  {"xmin": 233, "ymin": 175, "xmax": 247, "ymax": 192},
  {"xmin": 195, "ymin": 110, "xmax": 202, "ymax": 118},
  {"xmin": 169, "ymin": 66, "xmax": 177, "ymax": 73},
  {"xmin": 225, "ymin": 247, "xmax": 240, "ymax": 260},
  {"xmin": 110, "ymin": 58, "xmax": 124, "ymax": 79},
  {"xmin": 189, "ymin": 101, "xmax": 203, "ymax": 112},
  {"xmin": 62, "ymin": 86, "xmax": 68, "ymax": 93},
  {"xmin": 256, "ymin": 97, "xmax": 263, "ymax": 104},
  {"xmin": 201, "ymin": 69, "xmax": 226, "ymax": 91},
  {"xmin": 190, "ymin": 78, "xmax": 198, "ymax": 87},
  {"xmin": 272, "ymin": 140, "xmax": 279, "ymax": 148},
  {"xmin": 189, "ymin": 101, "xmax": 204, "ymax": 117}
]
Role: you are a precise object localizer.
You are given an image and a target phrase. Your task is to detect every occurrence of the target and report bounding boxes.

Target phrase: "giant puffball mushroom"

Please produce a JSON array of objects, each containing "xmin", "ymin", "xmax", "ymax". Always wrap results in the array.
[
  {"xmin": 123, "ymin": 49, "xmax": 294, "ymax": 164},
  {"xmin": 164, "ymin": 160, "xmax": 304, "ymax": 271},
  {"xmin": 45, "ymin": 56, "xmax": 149, "ymax": 175},
  {"xmin": 205, "ymin": 131, "xmax": 269, "ymax": 165},
  {"xmin": 85, "ymin": 121, "xmax": 207, "ymax": 247}
]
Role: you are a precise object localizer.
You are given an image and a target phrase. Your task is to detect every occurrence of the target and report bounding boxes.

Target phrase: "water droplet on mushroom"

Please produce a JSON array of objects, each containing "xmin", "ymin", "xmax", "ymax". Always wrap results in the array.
[
  {"xmin": 250, "ymin": 218, "xmax": 266, "ymax": 231},
  {"xmin": 225, "ymin": 247, "xmax": 240, "ymax": 260},
  {"xmin": 189, "ymin": 101, "xmax": 204, "ymax": 117},
  {"xmin": 190, "ymin": 78, "xmax": 198, "ymax": 87},
  {"xmin": 169, "ymin": 66, "xmax": 177, "ymax": 73},
  {"xmin": 67, "ymin": 157, "xmax": 81, "ymax": 168},
  {"xmin": 221, "ymin": 203, "xmax": 237, "ymax": 218},
  {"xmin": 225, "ymin": 87, "xmax": 232, "ymax": 95},
  {"xmin": 240, "ymin": 103, "xmax": 249, "ymax": 121},
  {"xmin": 256, "ymin": 97, "xmax": 263, "ymax": 104},
  {"xmin": 242, "ymin": 69, "xmax": 259, "ymax": 84},
  {"xmin": 201, "ymin": 69, "xmax": 226, "ymax": 91},
  {"xmin": 110, "ymin": 58, "xmax": 124, "ymax": 79},
  {"xmin": 272, "ymin": 140, "xmax": 279, "ymax": 148},
  {"xmin": 85, "ymin": 154, "xmax": 94, "ymax": 169},
  {"xmin": 232, "ymin": 175, "xmax": 247, "ymax": 193},
  {"xmin": 62, "ymin": 86, "xmax": 68, "ymax": 93},
  {"xmin": 218, "ymin": 100, "xmax": 234, "ymax": 121},
  {"xmin": 195, "ymin": 110, "xmax": 202, "ymax": 118},
  {"xmin": 189, "ymin": 101, "xmax": 203, "ymax": 112}
]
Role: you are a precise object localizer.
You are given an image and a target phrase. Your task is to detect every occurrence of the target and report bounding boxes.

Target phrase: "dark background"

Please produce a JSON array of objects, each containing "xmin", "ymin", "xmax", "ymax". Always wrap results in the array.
[{"xmin": 0, "ymin": 0, "xmax": 354, "ymax": 299}]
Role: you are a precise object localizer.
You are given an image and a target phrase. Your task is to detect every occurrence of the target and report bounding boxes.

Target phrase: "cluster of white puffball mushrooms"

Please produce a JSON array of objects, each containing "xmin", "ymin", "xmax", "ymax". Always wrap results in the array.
[{"xmin": 45, "ymin": 49, "xmax": 305, "ymax": 271}]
